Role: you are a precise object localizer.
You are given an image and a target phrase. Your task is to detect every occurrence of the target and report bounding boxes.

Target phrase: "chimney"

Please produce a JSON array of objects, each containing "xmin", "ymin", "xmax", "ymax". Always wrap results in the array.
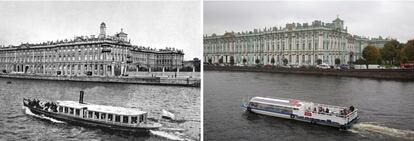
[{"xmin": 79, "ymin": 91, "xmax": 84, "ymax": 104}]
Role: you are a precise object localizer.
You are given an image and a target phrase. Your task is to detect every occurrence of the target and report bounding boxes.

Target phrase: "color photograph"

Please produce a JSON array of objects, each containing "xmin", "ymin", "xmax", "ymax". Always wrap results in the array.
[{"xmin": 204, "ymin": 1, "xmax": 414, "ymax": 141}]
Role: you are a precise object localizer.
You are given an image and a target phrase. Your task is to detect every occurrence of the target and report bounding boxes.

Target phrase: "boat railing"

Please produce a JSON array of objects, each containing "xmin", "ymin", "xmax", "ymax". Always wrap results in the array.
[{"xmin": 346, "ymin": 109, "xmax": 358, "ymax": 123}]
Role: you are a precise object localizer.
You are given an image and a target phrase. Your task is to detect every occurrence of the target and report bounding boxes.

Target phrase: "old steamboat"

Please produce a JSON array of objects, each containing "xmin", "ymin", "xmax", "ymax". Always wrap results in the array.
[{"xmin": 23, "ymin": 91, "xmax": 161, "ymax": 133}]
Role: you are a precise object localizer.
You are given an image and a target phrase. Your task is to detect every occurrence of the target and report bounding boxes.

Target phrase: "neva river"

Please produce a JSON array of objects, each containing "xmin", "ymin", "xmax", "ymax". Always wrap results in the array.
[
  {"xmin": 204, "ymin": 71, "xmax": 414, "ymax": 141},
  {"xmin": 0, "ymin": 78, "xmax": 200, "ymax": 140}
]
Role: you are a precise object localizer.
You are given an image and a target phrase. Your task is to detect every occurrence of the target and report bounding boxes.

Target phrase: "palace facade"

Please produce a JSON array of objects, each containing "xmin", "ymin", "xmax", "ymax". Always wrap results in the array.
[
  {"xmin": 0, "ymin": 22, "xmax": 184, "ymax": 76},
  {"xmin": 203, "ymin": 17, "xmax": 391, "ymax": 66}
]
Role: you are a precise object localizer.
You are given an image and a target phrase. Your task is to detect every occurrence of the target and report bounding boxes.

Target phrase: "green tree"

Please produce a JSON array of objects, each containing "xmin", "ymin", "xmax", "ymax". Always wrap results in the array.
[
  {"xmin": 316, "ymin": 59, "xmax": 322, "ymax": 65},
  {"xmin": 355, "ymin": 58, "xmax": 365, "ymax": 65},
  {"xmin": 396, "ymin": 43, "xmax": 407, "ymax": 65},
  {"xmin": 270, "ymin": 57, "xmax": 275, "ymax": 66},
  {"xmin": 229, "ymin": 56, "xmax": 235, "ymax": 66},
  {"xmin": 362, "ymin": 45, "xmax": 381, "ymax": 69},
  {"xmin": 381, "ymin": 40, "xmax": 400, "ymax": 65},
  {"xmin": 243, "ymin": 58, "xmax": 247, "ymax": 65},
  {"xmin": 404, "ymin": 39, "xmax": 414, "ymax": 62},
  {"xmin": 282, "ymin": 58, "xmax": 288, "ymax": 66},
  {"xmin": 335, "ymin": 58, "xmax": 341, "ymax": 66}
]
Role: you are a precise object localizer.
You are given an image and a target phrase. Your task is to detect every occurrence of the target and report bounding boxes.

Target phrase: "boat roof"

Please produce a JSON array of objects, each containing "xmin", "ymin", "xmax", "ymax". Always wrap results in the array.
[
  {"xmin": 57, "ymin": 100, "xmax": 146, "ymax": 116},
  {"xmin": 250, "ymin": 97, "xmax": 299, "ymax": 108}
]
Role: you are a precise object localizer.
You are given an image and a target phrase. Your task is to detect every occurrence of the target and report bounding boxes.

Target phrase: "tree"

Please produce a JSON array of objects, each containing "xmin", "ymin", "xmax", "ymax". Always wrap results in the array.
[
  {"xmin": 208, "ymin": 58, "xmax": 212, "ymax": 64},
  {"xmin": 381, "ymin": 40, "xmax": 400, "ymax": 65},
  {"xmin": 243, "ymin": 58, "xmax": 247, "ymax": 65},
  {"xmin": 404, "ymin": 39, "xmax": 414, "ymax": 62},
  {"xmin": 316, "ymin": 59, "xmax": 322, "ymax": 65},
  {"xmin": 355, "ymin": 58, "xmax": 365, "ymax": 65},
  {"xmin": 282, "ymin": 58, "xmax": 288, "ymax": 66},
  {"xmin": 255, "ymin": 58, "xmax": 260, "ymax": 64},
  {"xmin": 362, "ymin": 45, "xmax": 381, "ymax": 69},
  {"xmin": 229, "ymin": 56, "xmax": 235, "ymax": 66},
  {"xmin": 218, "ymin": 57, "xmax": 223, "ymax": 64},
  {"xmin": 335, "ymin": 58, "xmax": 341, "ymax": 66},
  {"xmin": 270, "ymin": 57, "xmax": 275, "ymax": 66}
]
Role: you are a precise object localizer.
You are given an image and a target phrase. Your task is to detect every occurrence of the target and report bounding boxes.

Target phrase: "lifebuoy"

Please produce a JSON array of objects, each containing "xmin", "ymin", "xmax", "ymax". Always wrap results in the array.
[{"xmin": 290, "ymin": 114, "xmax": 295, "ymax": 119}]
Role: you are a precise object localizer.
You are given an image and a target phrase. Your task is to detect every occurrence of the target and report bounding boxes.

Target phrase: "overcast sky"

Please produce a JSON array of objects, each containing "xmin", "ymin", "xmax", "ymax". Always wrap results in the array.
[
  {"xmin": 204, "ymin": 1, "xmax": 414, "ymax": 43},
  {"xmin": 0, "ymin": 1, "xmax": 201, "ymax": 60}
]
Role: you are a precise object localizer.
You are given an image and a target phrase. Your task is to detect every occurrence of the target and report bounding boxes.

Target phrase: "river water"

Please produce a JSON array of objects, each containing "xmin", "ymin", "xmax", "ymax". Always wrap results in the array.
[
  {"xmin": 0, "ymin": 78, "xmax": 200, "ymax": 140},
  {"xmin": 204, "ymin": 71, "xmax": 414, "ymax": 141}
]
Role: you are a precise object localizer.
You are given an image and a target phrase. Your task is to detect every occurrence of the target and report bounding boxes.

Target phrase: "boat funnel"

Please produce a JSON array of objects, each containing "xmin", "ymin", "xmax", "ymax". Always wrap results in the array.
[{"xmin": 79, "ymin": 91, "xmax": 84, "ymax": 104}]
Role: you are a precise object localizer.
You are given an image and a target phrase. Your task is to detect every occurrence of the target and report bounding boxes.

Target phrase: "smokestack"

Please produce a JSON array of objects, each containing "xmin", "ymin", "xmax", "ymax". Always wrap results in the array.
[{"xmin": 79, "ymin": 91, "xmax": 84, "ymax": 104}]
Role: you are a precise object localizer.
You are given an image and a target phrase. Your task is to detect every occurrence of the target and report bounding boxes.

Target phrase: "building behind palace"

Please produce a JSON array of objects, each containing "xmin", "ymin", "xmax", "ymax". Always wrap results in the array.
[
  {"xmin": 0, "ymin": 22, "xmax": 184, "ymax": 76},
  {"xmin": 203, "ymin": 17, "xmax": 392, "ymax": 66}
]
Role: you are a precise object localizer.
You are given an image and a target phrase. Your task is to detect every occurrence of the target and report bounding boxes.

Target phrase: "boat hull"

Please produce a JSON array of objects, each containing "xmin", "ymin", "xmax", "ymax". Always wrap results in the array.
[
  {"xmin": 23, "ymin": 102, "xmax": 158, "ymax": 133},
  {"xmin": 241, "ymin": 104, "xmax": 358, "ymax": 129}
]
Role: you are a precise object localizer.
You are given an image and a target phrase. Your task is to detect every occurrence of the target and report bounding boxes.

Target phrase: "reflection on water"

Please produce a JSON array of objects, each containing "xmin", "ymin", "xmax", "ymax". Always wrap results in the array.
[
  {"xmin": 0, "ymin": 78, "xmax": 200, "ymax": 140},
  {"xmin": 204, "ymin": 71, "xmax": 414, "ymax": 141}
]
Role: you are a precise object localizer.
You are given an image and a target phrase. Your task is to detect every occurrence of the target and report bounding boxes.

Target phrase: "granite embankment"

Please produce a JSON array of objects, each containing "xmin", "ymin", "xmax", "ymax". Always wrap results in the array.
[
  {"xmin": 0, "ymin": 74, "xmax": 200, "ymax": 87},
  {"xmin": 205, "ymin": 66, "xmax": 414, "ymax": 80}
]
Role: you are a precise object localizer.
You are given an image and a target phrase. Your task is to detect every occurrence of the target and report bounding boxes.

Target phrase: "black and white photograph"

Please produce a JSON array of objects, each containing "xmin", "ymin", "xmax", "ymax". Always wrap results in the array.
[
  {"xmin": 2, "ymin": 0, "xmax": 414, "ymax": 141},
  {"xmin": 0, "ymin": 1, "xmax": 201, "ymax": 140}
]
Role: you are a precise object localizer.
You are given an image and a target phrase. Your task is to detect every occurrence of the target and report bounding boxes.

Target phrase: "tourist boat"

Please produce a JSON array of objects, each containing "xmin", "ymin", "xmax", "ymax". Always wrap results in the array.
[
  {"xmin": 23, "ymin": 91, "xmax": 162, "ymax": 133},
  {"xmin": 241, "ymin": 97, "xmax": 359, "ymax": 129}
]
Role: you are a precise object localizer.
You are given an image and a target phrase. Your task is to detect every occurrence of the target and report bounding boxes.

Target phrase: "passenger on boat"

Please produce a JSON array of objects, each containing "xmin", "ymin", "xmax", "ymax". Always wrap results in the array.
[
  {"xmin": 325, "ymin": 108, "xmax": 329, "ymax": 113},
  {"xmin": 350, "ymin": 106, "xmax": 355, "ymax": 112}
]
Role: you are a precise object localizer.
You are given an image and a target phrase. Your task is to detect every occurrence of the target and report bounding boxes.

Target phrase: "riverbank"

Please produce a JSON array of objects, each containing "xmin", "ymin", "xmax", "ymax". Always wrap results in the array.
[
  {"xmin": 204, "ymin": 66, "xmax": 414, "ymax": 80},
  {"xmin": 0, "ymin": 73, "xmax": 200, "ymax": 87}
]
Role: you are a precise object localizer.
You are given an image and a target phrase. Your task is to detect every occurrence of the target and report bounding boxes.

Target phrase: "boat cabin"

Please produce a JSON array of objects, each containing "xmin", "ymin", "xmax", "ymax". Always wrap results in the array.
[
  {"xmin": 56, "ymin": 101, "xmax": 147, "ymax": 126},
  {"xmin": 248, "ymin": 97, "xmax": 300, "ymax": 114}
]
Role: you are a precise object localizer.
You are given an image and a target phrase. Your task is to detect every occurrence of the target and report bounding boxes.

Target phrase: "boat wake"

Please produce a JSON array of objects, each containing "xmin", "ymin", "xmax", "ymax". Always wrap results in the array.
[
  {"xmin": 150, "ymin": 130, "xmax": 190, "ymax": 141},
  {"xmin": 23, "ymin": 106, "xmax": 65, "ymax": 124},
  {"xmin": 349, "ymin": 122, "xmax": 414, "ymax": 140}
]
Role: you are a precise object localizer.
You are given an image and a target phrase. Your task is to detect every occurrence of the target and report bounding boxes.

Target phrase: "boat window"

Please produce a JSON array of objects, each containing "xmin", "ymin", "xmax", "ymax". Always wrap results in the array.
[
  {"xmin": 122, "ymin": 116, "xmax": 129, "ymax": 123},
  {"xmin": 108, "ymin": 114, "xmax": 113, "ymax": 121},
  {"xmin": 59, "ymin": 106, "xmax": 63, "ymax": 112},
  {"xmin": 249, "ymin": 102, "xmax": 257, "ymax": 108},
  {"xmin": 131, "ymin": 116, "xmax": 138, "ymax": 124},
  {"xmin": 88, "ymin": 111, "xmax": 93, "ymax": 118},
  {"xmin": 139, "ymin": 115, "xmax": 144, "ymax": 123},
  {"xmin": 115, "ymin": 115, "xmax": 121, "ymax": 122},
  {"xmin": 75, "ymin": 109, "xmax": 80, "ymax": 116},
  {"xmin": 64, "ymin": 107, "xmax": 68, "ymax": 113},
  {"xmin": 95, "ymin": 112, "xmax": 100, "ymax": 119},
  {"xmin": 69, "ymin": 108, "xmax": 74, "ymax": 115},
  {"xmin": 101, "ymin": 113, "xmax": 106, "ymax": 120}
]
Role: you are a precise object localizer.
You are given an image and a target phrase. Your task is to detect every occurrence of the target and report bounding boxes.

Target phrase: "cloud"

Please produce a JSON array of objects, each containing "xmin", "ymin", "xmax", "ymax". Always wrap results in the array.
[
  {"xmin": 204, "ymin": 1, "xmax": 414, "ymax": 43},
  {"xmin": 0, "ymin": 1, "xmax": 201, "ymax": 60}
]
